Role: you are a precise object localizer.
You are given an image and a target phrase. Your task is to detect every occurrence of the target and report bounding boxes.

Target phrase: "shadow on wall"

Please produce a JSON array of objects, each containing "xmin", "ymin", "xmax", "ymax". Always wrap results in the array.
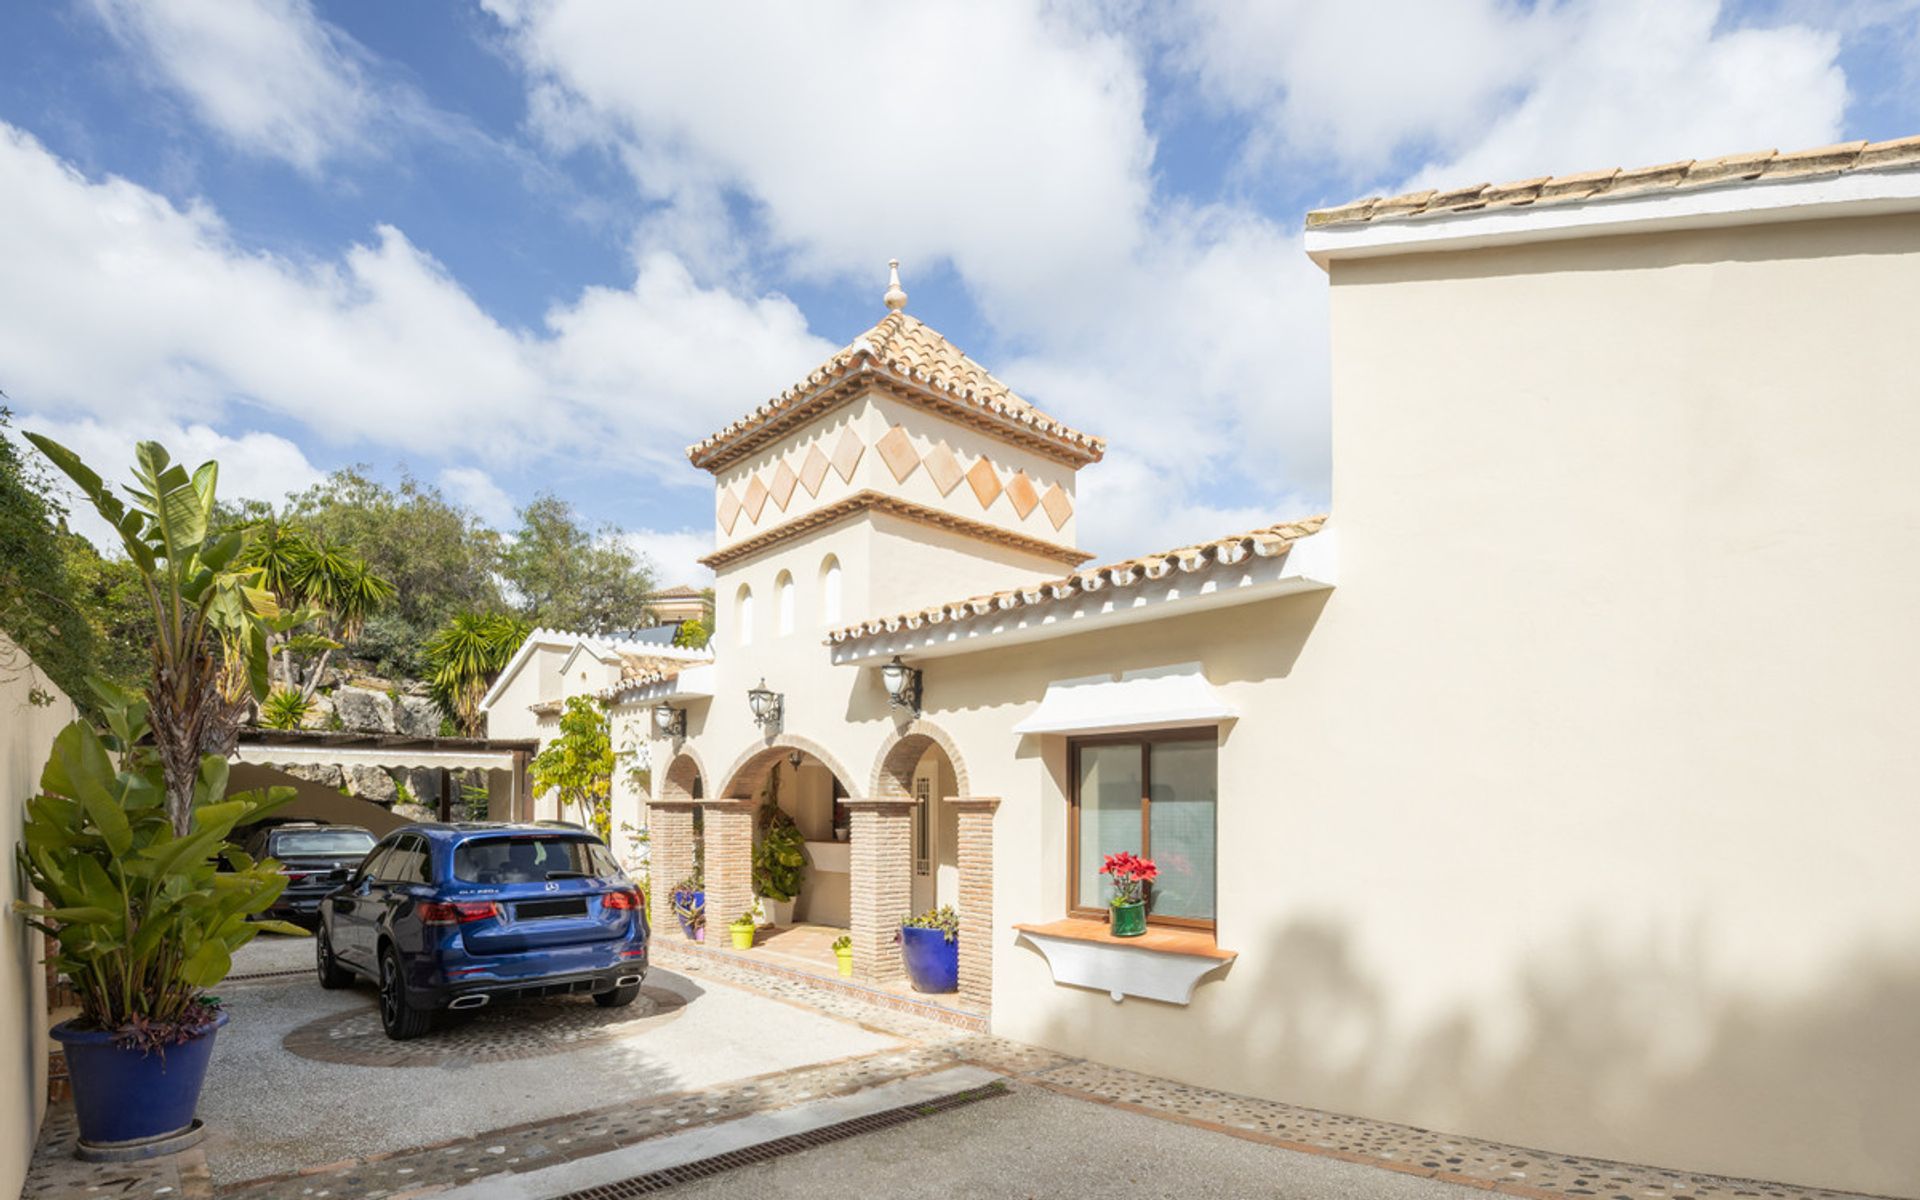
[{"xmin": 1031, "ymin": 916, "xmax": 1920, "ymax": 1197}]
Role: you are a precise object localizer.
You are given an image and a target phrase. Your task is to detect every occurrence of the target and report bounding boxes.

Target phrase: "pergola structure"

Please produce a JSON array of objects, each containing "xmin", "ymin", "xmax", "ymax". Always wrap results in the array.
[{"xmin": 232, "ymin": 729, "xmax": 538, "ymax": 822}]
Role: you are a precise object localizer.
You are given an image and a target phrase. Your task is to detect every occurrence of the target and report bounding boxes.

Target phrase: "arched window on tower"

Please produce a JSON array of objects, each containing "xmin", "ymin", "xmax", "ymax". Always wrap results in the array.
[
  {"xmin": 736, "ymin": 584, "xmax": 754, "ymax": 646},
  {"xmin": 775, "ymin": 570, "xmax": 795, "ymax": 636},
  {"xmin": 820, "ymin": 555, "xmax": 843, "ymax": 627}
]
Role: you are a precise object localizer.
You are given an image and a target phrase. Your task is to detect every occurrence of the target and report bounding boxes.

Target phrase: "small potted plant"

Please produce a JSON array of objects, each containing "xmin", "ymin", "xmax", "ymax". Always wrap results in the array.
[
  {"xmin": 670, "ymin": 873, "xmax": 705, "ymax": 941},
  {"xmin": 728, "ymin": 912, "xmax": 757, "ymax": 950},
  {"xmin": 831, "ymin": 934, "xmax": 854, "ymax": 977},
  {"xmin": 897, "ymin": 905, "xmax": 960, "ymax": 993},
  {"xmin": 1100, "ymin": 851, "xmax": 1157, "ymax": 937}
]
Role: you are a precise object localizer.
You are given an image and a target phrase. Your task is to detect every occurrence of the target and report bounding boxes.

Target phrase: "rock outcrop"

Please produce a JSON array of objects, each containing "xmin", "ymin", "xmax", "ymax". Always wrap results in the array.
[{"xmin": 333, "ymin": 686, "xmax": 395, "ymax": 733}]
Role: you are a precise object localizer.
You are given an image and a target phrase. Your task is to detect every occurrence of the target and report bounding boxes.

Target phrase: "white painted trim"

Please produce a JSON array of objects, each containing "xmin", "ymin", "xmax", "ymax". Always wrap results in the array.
[
  {"xmin": 234, "ymin": 745, "xmax": 518, "ymax": 772},
  {"xmin": 609, "ymin": 663, "xmax": 716, "ymax": 707},
  {"xmin": 476, "ymin": 630, "xmax": 581, "ymax": 715},
  {"xmin": 830, "ymin": 528, "xmax": 1337, "ymax": 665},
  {"xmin": 1305, "ymin": 167, "xmax": 1920, "ymax": 268},
  {"xmin": 1017, "ymin": 930, "xmax": 1229, "ymax": 1005},
  {"xmin": 1011, "ymin": 662, "xmax": 1234, "ymax": 736}
]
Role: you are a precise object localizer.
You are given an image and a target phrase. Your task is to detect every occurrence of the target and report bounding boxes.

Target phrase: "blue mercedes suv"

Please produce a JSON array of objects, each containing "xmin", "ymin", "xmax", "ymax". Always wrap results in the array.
[{"xmin": 315, "ymin": 823, "xmax": 648, "ymax": 1040}]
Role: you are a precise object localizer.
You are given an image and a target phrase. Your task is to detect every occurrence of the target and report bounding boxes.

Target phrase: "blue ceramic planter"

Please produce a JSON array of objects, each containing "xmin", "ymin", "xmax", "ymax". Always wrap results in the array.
[
  {"xmin": 673, "ymin": 889, "xmax": 705, "ymax": 940},
  {"xmin": 53, "ymin": 1009, "xmax": 228, "ymax": 1152},
  {"xmin": 898, "ymin": 926, "xmax": 959, "ymax": 993}
]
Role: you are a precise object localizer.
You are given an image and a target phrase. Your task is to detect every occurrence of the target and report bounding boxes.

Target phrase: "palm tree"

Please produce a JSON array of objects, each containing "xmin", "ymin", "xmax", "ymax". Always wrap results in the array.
[
  {"xmin": 424, "ymin": 611, "xmax": 528, "ymax": 736},
  {"xmin": 289, "ymin": 541, "xmax": 395, "ymax": 700},
  {"xmin": 239, "ymin": 519, "xmax": 394, "ymax": 699}
]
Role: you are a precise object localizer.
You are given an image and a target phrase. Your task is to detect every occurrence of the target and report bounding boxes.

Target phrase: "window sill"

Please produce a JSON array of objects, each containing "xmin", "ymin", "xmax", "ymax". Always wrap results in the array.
[{"xmin": 1013, "ymin": 918, "xmax": 1236, "ymax": 1005}]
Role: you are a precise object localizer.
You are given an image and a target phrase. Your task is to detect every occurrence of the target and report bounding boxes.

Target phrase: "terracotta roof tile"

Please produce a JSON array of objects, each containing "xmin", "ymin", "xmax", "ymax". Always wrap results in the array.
[
  {"xmin": 827, "ymin": 515, "xmax": 1326, "ymax": 644},
  {"xmin": 687, "ymin": 311, "xmax": 1104, "ymax": 472},
  {"xmin": 1308, "ymin": 133, "xmax": 1918, "ymax": 229}
]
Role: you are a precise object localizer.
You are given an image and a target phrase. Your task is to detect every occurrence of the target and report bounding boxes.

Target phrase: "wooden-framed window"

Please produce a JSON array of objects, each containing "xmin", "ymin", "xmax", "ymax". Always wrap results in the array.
[{"xmin": 1068, "ymin": 729, "xmax": 1218, "ymax": 930}]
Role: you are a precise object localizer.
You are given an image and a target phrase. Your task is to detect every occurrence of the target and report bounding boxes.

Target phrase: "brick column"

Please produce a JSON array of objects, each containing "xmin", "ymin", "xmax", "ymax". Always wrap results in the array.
[
  {"xmin": 947, "ymin": 797, "xmax": 1000, "ymax": 1012},
  {"xmin": 701, "ymin": 799, "xmax": 758, "ymax": 937},
  {"xmin": 647, "ymin": 801, "xmax": 696, "ymax": 933},
  {"xmin": 846, "ymin": 798, "xmax": 915, "ymax": 984}
]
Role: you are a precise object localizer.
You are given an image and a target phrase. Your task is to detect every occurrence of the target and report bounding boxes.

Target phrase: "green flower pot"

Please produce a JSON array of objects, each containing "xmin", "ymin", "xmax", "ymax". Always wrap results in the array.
[{"xmin": 1109, "ymin": 900, "xmax": 1147, "ymax": 938}]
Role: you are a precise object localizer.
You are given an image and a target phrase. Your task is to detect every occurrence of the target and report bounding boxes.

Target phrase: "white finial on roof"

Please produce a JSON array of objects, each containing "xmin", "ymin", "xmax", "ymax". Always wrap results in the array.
[{"xmin": 883, "ymin": 258, "xmax": 907, "ymax": 313}]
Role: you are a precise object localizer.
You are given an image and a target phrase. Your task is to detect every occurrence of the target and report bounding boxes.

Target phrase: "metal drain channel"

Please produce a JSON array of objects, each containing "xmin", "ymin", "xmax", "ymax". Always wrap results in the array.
[{"xmin": 552, "ymin": 1080, "xmax": 1011, "ymax": 1198}]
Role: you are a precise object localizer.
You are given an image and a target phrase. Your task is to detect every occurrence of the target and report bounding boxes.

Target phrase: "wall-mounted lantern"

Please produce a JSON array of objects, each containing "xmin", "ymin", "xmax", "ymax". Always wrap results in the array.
[
  {"xmin": 747, "ymin": 678, "xmax": 784, "ymax": 731},
  {"xmin": 880, "ymin": 655, "xmax": 922, "ymax": 715},
  {"xmin": 652, "ymin": 702, "xmax": 686, "ymax": 739}
]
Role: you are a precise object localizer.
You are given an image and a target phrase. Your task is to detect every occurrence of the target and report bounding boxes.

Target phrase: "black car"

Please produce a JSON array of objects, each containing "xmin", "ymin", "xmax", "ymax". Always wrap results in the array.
[
  {"xmin": 242, "ymin": 823, "xmax": 378, "ymax": 925},
  {"xmin": 315, "ymin": 823, "xmax": 647, "ymax": 1040}
]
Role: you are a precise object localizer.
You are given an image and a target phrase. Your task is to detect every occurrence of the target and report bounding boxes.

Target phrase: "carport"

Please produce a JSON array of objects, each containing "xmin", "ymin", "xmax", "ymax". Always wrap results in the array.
[{"xmin": 232, "ymin": 729, "xmax": 540, "ymax": 823}]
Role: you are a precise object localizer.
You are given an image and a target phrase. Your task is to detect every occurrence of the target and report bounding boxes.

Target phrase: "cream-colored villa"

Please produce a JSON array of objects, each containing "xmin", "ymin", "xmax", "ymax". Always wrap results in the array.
[{"xmin": 485, "ymin": 136, "xmax": 1920, "ymax": 1197}]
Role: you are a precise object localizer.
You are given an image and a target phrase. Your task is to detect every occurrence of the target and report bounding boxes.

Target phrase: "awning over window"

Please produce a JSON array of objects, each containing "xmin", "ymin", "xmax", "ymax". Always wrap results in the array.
[{"xmin": 1011, "ymin": 663, "xmax": 1236, "ymax": 737}]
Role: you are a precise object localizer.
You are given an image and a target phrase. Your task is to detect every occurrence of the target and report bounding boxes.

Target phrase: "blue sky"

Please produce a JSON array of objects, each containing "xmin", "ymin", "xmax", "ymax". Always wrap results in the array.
[{"xmin": 4, "ymin": 1, "xmax": 1917, "ymax": 583}]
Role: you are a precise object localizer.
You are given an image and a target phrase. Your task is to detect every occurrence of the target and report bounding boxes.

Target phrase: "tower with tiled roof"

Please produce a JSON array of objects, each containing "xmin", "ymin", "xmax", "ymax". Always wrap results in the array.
[{"xmin": 690, "ymin": 262, "xmax": 1104, "ymax": 645}]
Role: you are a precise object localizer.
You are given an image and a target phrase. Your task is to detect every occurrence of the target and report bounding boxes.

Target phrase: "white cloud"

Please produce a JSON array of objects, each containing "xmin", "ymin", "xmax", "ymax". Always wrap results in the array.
[
  {"xmin": 16, "ymin": 413, "xmax": 324, "ymax": 546},
  {"xmin": 618, "ymin": 528, "xmax": 714, "ymax": 590},
  {"xmin": 438, "ymin": 466, "xmax": 519, "ymax": 529},
  {"xmin": 83, "ymin": 0, "xmax": 376, "ymax": 172},
  {"xmin": 1164, "ymin": 0, "xmax": 1849, "ymax": 189},
  {"xmin": 1409, "ymin": 0, "xmax": 1846, "ymax": 188},
  {"xmin": 0, "ymin": 121, "xmax": 834, "ymax": 485}
]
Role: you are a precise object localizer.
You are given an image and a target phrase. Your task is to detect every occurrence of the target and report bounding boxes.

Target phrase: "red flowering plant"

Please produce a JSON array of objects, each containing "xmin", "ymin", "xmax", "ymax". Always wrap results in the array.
[{"xmin": 1098, "ymin": 851, "xmax": 1158, "ymax": 909}]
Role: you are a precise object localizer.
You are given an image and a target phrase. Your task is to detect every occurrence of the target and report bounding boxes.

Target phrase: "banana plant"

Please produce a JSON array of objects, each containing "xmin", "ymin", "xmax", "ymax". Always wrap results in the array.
[
  {"xmin": 14, "ymin": 686, "xmax": 301, "ymax": 1043},
  {"xmin": 26, "ymin": 436, "xmax": 278, "ymax": 836}
]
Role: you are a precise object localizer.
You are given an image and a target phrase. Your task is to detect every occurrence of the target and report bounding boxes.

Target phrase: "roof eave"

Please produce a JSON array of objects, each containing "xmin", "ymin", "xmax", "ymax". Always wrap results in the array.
[
  {"xmin": 686, "ymin": 354, "xmax": 1105, "ymax": 474},
  {"xmin": 828, "ymin": 525, "xmax": 1337, "ymax": 665},
  {"xmin": 1305, "ymin": 166, "xmax": 1920, "ymax": 269}
]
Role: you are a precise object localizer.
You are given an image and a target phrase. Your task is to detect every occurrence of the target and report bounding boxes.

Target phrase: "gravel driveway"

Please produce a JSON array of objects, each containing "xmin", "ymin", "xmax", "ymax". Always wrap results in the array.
[{"xmin": 199, "ymin": 934, "xmax": 901, "ymax": 1188}]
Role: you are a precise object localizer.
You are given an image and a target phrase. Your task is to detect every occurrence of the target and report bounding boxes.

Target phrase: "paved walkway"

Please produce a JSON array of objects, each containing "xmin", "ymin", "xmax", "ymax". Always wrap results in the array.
[{"xmin": 21, "ymin": 935, "xmax": 1897, "ymax": 1200}]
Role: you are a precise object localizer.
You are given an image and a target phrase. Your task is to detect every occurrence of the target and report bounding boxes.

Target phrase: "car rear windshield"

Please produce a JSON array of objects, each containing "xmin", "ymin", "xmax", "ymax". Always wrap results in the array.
[
  {"xmin": 453, "ymin": 836, "xmax": 621, "ymax": 884},
  {"xmin": 272, "ymin": 829, "xmax": 377, "ymax": 856}
]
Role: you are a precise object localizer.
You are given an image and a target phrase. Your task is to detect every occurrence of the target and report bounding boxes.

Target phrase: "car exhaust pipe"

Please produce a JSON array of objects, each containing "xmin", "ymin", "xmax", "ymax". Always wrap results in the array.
[
  {"xmin": 448, "ymin": 993, "xmax": 490, "ymax": 1010},
  {"xmin": 614, "ymin": 974, "xmax": 644, "ymax": 988}
]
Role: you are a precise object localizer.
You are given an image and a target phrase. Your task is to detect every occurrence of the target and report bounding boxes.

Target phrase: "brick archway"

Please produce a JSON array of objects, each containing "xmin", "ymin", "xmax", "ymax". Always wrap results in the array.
[
  {"xmin": 658, "ymin": 749, "xmax": 708, "ymax": 802},
  {"xmin": 717, "ymin": 735, "xmax": 858, "ymax": 801},
  {"xmin": 867, "ymin": 721, "xmax": 993, "ymax": 1008},
  {"xmin": 868, "ymin": 719, "xmax": 970, "ymax": 801}
]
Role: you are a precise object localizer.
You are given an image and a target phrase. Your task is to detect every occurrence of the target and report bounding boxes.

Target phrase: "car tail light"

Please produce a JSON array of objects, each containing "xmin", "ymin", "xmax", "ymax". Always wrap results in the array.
[
  {"xmin": 601, "ymin": 890, "xmax": 639, "ymax": 911},
  {"xmin": 417, "ymin": 900, "xmax": 498, "ymax": 925}
]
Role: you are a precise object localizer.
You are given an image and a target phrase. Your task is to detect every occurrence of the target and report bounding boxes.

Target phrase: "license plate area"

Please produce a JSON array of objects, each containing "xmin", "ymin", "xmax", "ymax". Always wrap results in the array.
[{"xmin": 514, "ymin": 898, "xmax": 587, "ymax": 921}]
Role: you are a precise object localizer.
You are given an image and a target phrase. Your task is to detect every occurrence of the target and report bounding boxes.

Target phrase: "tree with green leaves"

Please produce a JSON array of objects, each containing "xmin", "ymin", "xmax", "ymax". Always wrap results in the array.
[
  {"xmin": 0, "ymin": 409, "xmax": 98, "ymax": 705},
  {"xmin": 501, "ymin": 493, "xmax": 656, "ymax": 634},
  {"xmin": 529, "ymin": 695, "xmax": 613, "ymax": 839},
  {"xmin": 26, "ymin": 436, "xmax": 279, "ymax": 836},
  {"xmin": 284, "ymin": 469, "xmax": 500, "ymax": 677},
  {"xmin": 672, "ymin": 617, "xmax": 710, "ymax": 649},
  {"xmin": 423, "ymin": 610, "xmax": 529, "ymax": 736}
]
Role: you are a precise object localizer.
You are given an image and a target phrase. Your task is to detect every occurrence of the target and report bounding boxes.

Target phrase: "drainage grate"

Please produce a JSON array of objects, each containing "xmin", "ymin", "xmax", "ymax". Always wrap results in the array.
[{"xmin": 552, "ymin": 1081, "xmax": 1011, "ymax": 1198}]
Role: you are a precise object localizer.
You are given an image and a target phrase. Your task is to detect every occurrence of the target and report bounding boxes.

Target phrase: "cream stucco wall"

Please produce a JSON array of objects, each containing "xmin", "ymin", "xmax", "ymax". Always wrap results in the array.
[
  {"xmin": 626, "ymin": 209, "xmax": 1920, "ymax": 1196},
  {"xmin": 2, "ymin": 641, "xmax": 79, "ymax": 1199}
]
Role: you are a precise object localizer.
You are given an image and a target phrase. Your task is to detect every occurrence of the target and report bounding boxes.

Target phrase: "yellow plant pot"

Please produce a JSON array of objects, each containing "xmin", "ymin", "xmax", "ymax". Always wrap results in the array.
[
  {"xmin": 729, "ymin": 924, "xmax": 755, "ymax": 950},
  {"xmin": 834, "ymin": 949, "xmax": 854, "ymax": 977}
]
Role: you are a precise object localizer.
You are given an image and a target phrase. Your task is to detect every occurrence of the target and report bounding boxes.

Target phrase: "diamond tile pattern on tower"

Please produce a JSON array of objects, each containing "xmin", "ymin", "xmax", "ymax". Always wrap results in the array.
[
  {"xmin": 966, "ymin": 457, "xmax": 1002, "ymax": 509},
  {"xmin": 876, "ymin": 425, "xmax": 920, "ymax": 483}
]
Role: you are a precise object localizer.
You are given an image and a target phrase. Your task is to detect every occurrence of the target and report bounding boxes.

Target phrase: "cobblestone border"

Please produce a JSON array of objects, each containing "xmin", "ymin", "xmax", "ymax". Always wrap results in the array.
[{"xmin": 651, "ymin": 939, "xmax": 988, "ymax": 1032}]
